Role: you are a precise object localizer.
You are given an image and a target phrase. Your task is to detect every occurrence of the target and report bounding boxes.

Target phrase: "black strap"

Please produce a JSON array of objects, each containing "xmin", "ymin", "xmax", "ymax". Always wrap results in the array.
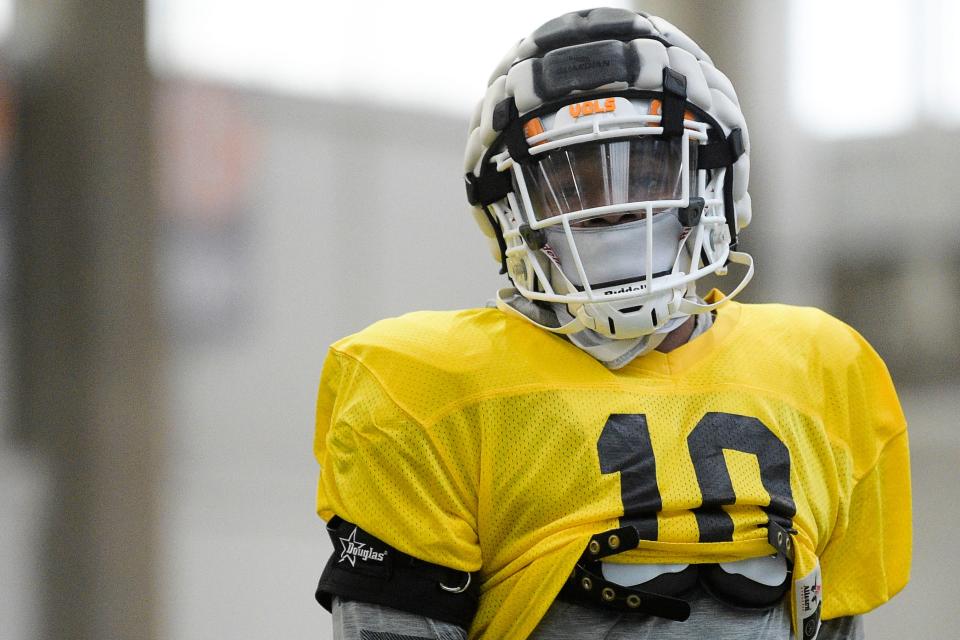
[
  {"xmin": 559, "ymin": 526, "xmax": 691, "ymax": 620},
  {"xmin": 560, "ymin": 523, "xmax": 799, "ymax": 618},
  {"xmin": 660, "ymin": 68, "xmax": 687, "ymax": 137},
  {"xmin": 492, "ymin": 98, "xmax": 519, "ymax": 132},
  {"xmin": 580, "ymin": 525, "xmax": 641, "ymax": 560},
  {"xmin": 463, "ymin": 174, "xmax": 509, "ymax": 274},
  {"xmin": 315, "ymin": 517, "xmax": 479, "ymax": 628},
  {"xmin": 503, "ymin": 121, "xmax": 532, "ymax": 163},
  {"xmin": 560, "ymin": 562, "xmax": 692, "ymax": 621},
  {"xmin": 696, "ymin": 127, "xmax": 745, "ymax": 255},
  {"xmin": 764, "ymin": 520, "xmax": 797, "ymax": 564},
  {"xmin": 699, "ymin": 128, "xmax": 745, "ymax": 170},
  {"xmin": 464, "ymin": 170, "xmax": 512, "ymax": 207},
  {"xmin": 723, "ymin": 161, "xmax": 738, "ymax": 251}
]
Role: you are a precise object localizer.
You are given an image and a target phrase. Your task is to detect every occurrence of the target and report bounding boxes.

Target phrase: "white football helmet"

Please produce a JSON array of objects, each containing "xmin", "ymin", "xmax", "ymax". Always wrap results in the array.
[{"xmin": 464, "ymin": 8, "xmax": 754, "ymax": 339}]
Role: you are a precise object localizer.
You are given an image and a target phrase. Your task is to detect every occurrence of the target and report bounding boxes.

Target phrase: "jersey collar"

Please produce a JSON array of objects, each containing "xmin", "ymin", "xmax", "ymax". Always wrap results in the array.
[{"xmin": 620, "ymin": 290, "xmax": 741, "ymax": 377}]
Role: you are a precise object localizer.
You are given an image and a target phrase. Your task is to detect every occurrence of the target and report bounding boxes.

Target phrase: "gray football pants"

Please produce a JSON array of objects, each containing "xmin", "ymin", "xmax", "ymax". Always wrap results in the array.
[{"xmin": 332, "ymin": 588, "xmax": 863, "ymax": 639}]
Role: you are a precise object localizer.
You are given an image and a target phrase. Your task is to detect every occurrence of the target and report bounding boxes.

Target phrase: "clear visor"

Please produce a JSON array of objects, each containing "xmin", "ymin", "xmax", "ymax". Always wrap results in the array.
[{"xmin": 518, "ymin": 137, "xmax": 698, "ymax": 222}]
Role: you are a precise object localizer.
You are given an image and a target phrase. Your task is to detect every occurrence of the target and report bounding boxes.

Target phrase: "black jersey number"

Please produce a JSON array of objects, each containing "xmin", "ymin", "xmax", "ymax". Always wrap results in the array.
[{"xmin": 597, "ymin": 412, "xmax": 796, "ymax": 542}]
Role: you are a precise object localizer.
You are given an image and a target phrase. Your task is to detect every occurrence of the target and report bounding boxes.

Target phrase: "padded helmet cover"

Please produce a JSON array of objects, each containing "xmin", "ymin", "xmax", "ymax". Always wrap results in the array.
[{"xmin": 464, "ymin": 8, "xmax": 751, "ymax": 265}]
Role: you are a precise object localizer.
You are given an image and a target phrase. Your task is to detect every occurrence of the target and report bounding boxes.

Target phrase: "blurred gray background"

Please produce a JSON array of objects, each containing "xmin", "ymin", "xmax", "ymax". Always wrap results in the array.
[{"xmin": 0, "ymin": 1, "xmax": 956, "ymax": 638}]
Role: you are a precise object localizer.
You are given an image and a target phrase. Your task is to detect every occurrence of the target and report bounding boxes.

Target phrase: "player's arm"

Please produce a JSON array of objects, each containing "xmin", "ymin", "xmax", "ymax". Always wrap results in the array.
[
  {"xmin": 818, "ymin": 326, "xmax": 910, "ymax": 621},
  {"xmin": 315, "ymin": 516, "xmax": 479, "ymax": 632},
  {"xmin": 313, "ymin": 347, "xmax": 483, "ymax": 633},
  {"xmin": 332, "ymin": 598, "xmax": 467, "ymax": 640},
  {"xmin": 817, "ymin": 615, "xmax": 863, "ymax": 640}
]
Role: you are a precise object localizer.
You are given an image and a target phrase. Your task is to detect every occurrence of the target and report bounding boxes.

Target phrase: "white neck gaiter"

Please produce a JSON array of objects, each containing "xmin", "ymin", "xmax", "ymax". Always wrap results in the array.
[
  {"xmin": 492, "ymin": 290, "xmax": 714, "ymax": 370},
  {"xmin": 560, "ymin": 302, "xmax": 713, "ymax": 369},
  {"xmin": 559, "ymin": 306, "xmax": 688, "ymax": 369}
]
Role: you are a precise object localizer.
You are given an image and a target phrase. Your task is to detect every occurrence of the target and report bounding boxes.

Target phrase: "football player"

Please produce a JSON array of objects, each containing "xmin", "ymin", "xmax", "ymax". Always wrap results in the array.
[{"xmin": 313, "ymin": 8, "xmax": 911, "ymax": 640}]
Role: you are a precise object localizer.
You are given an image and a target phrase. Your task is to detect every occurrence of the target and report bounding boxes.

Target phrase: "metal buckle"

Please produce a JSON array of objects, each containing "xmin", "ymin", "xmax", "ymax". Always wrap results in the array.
[{"xmin": 439, "ymin": 571, "xmax": 472, "ymax": 594}]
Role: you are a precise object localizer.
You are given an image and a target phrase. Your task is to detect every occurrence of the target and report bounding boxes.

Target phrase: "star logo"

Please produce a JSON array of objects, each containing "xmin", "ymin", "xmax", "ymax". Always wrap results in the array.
[
  {"xmin": 338, "ymin": 527, "xmax": 365, "ymax": 567},
  {"xmin": 336, "ymin": 526, "xmax": 387, "ymax": 567}
]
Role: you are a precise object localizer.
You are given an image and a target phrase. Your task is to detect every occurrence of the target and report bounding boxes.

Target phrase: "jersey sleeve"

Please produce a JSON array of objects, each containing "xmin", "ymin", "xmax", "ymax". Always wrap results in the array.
[
  {"xmin": 314, "ymin": 347, "xmax": 482, "ymax": 572},
  {"xmin": 819, "ymin": 329, "xmax": 911, "ymax": 619}
]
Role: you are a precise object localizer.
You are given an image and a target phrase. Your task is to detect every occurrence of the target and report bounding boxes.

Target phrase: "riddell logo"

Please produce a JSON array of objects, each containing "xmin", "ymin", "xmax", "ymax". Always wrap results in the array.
[
  {"xmin": 337, "ymin": 527, "xmax": 387, "ymax": 567},
  {"xmin": 604, "ymin": 285, "xmax": 644, "ymax": 296}
]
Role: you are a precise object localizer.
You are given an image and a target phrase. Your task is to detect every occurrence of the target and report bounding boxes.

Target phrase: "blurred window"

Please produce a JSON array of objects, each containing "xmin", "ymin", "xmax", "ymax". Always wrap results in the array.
[
  {"xmin": 830, "ymin": 252, "xmax": 960, "ymax": 385},
  {"xmin": 789, "ymin": 0, "xmax": 960, "ymax": 137},
  {"xmin": 147, "ymin": 0, "xmax": 632, "ymax": 116}
]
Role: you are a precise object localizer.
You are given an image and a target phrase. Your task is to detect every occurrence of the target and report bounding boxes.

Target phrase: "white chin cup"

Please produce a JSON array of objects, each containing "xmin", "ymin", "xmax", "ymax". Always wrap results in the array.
[
  {"xmin": 567, "ymin": 283, "xmax": 684, "ymax": 340},
  {"xmin": 543, "ymin": 211, "xmax": 683, "ymax": 289}
]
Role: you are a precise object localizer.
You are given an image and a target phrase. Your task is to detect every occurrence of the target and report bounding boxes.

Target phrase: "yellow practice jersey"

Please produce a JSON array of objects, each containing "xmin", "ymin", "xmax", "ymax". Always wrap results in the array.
[{"xmin": 314, "ymin": 296, "xmax": 911, "ymax": 639}]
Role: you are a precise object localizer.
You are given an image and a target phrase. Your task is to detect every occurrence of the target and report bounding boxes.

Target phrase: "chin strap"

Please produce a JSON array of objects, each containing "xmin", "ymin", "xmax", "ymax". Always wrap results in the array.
[
  {"xmin": 496, "ymin": 249, "xmax": 753, "ymax": 345},
  {"xmin": 677, "ymin": 250, "xmax": 754, "ymax": 315},
  {"xmin": 497, "ymin": 288, "xmax": 712, "ymax": 371}
]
